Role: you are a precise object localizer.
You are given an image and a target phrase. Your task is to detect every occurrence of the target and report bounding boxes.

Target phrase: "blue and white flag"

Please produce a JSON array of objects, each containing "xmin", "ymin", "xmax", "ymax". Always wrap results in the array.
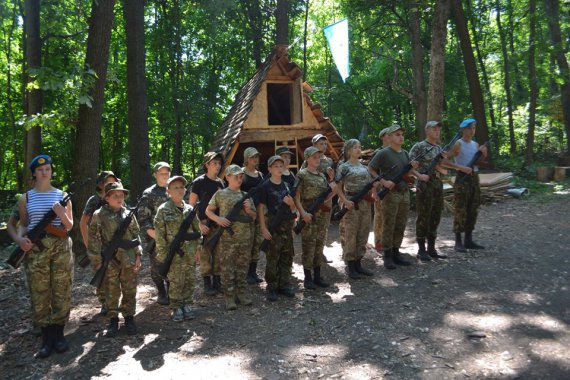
[{"xmin": 323, "ymin": 18, "xmax": 349, "ymax": 82}]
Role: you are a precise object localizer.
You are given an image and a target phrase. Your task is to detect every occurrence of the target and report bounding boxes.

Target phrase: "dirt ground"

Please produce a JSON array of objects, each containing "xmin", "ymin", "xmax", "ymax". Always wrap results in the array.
[{"xmin": 1, "ymin": 190, "xmax": 569, "ymax": 379}]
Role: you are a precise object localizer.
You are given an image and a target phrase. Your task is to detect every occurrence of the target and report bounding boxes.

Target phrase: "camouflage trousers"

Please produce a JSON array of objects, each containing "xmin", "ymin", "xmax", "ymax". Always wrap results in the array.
[
  {"xmin": 199, "ymin": 228, "xmax": 222, "ymax": 276},
  {"xmin": 167, "ymin": 251, "xmax": 196, "ymax": 310},
  {"xmin": 249, "ymin": 220, "xmax": 263, "ymax": 263},
  {"xmin": 95, "ymin": 271, "xmax": 108, "ymax": 308},
  {"xmin": 264, "ymin": 219, "xmax": 295, "ymax": 289},
  {"xmin": 301, "ymin": 210, "xmax": 329, "ymax": 270},
  {"xmin": 381, "ymin": 190, "xmax": 410, "ymax": 250},
  {"xmin": 373, "ymin": 200, "xmax": 383, "ymax": 247},
  {"xmin": 23, "ymin": 236, "xmax": 73, "ymax": 327},
  {"xmin": 340, "ymin": 201, "xmax": 372, "ymax": 261},
  {"xmin": 105, "ymin": 260, "xmax": 138, "ymax": 319},
  {"xmin": 453, "ymin": 173, "xmax": 481, "ymax": 233},
  {"xmin": 144, "ymin": 239, "xmax": 164, "ymax": 287},
  {"xmin": 416, "ymin": 177, "xmax": 444, "ymax": 240},
  {"xmin": 219, "ymin": 224, "xmax": 253, "ymax": 296}
]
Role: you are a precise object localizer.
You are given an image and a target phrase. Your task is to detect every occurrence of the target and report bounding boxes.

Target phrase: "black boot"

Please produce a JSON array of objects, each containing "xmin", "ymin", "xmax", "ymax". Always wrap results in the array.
[
  {"xmin": 416, "ymin": 239, "xmax": 431, "ymax": 262},
  {"xmin": 303, "ymin": 269, "xmax": 316, "ymax": 290},
  {"xmin": 266, "ymin": 285, "xmax": 278, "ymax": 302},
  {"xmin": 427, "ymin": 237, "xmax": 447, "ymax": 259},
  {"xmin": 104, "ymin": 318, "xmax": 119, "ymax": 338},
  {"xmin": 124, "ymin": 316, "xmax": 137, "ymax": 336},
  {"xmin": 250, "ymin": 262, "xmax": 263, "ymax": 283},
  {"xmin": 246, "ymin": 262, "xmax": 257, "ymax": 285},
  {"xmin": 455, "ymin": 232, "xmax": 467, "ymax": 252},
  {"xmin": 156, "ymin": 281, "xmax": 170, "ymax": 305},
  {"xmin": 52, "ymin": 324, "xmax": 69, "ymax": 353},
  {"xmin": 347, "ymin": 261, "xmax": 362, "ymax": 279},
  {"xmin": 392, "ymin": 248, "xmax": 411, "ymax": 266},
  {"xmin": 464, "ymin": 231, "xmax": 485, "ymax": 249},
  {"xmin": 203, "ymin": 276, "xmax": 216, "ymax": 296},
  {"xmin": 313, "ymin": 267, "xmax": 330, "ymax": 288},
  {"xmin": 355, "ymin": 259, "xmax": 373, "ymax": 276},
  {"xmin": 383, "ymin": 249, "xmax": 396, "ymax": 270},
  {"xmin": 37, "ymin": 326, "xmax": 53, "ymax": 359},
  {"xmin": 213, "ymin": 275, "xmax": 222, "ymax": 293}
]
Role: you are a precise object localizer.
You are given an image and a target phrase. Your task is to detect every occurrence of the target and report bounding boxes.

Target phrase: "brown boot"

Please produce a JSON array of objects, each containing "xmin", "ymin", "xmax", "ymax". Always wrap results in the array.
[
  {"xmin": 235, "ymin": 289, "xmax": 253, "ymax": 306},
  {"xmin": 225, "ymin": 293, "xmax": 237, "ymax": 310}
]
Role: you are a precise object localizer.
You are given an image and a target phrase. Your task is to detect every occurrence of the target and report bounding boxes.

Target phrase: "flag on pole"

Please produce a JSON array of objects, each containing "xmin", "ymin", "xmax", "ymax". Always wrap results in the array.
[{"xmin": 323, "ymin": 18, "xmax": 350, "ymax": 82}]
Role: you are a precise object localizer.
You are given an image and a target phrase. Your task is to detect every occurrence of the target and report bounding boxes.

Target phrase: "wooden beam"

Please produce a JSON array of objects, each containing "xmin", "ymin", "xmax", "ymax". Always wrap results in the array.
[{"xmin": 239, "ymin": 128, "xmax": 320, "ymax": 143}]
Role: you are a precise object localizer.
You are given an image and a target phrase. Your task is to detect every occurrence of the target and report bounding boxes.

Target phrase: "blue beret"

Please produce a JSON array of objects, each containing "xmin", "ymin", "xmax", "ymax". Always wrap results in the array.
[
  {"xmin": 460, "ymin": 118, "xmax": 476, "ymax": 129},
  {"xmin": 29, "ymin": 154, "xmax": 52, "ymax": 173}
]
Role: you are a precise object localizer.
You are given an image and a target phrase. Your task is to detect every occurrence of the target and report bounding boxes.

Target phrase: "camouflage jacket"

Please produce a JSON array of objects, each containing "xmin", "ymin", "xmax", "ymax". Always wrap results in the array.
[
  {"xmin": 295, "ymin": 168, "xmax": 329, "ymax": 209},
  {"xmin": 409, "ymin": 140, "xmax": 442, "ymax": 173},
  {"xmin": 88, "ymin": 204, "xmax": 142, "ymax": 268},
  {"xmin": 209, "ymin": 188, "xmax": 256, "ymax": 239},
  {"xmin": 138, "ymin": 184, "xmax": 169, "ymax": 243},
  {"xmin": 336, "ymin": 161, "xmax": 373, "ymax": 194},
  {"xmin": 154, "ymin": 199, "xmax": 200, "ymax": 263}
]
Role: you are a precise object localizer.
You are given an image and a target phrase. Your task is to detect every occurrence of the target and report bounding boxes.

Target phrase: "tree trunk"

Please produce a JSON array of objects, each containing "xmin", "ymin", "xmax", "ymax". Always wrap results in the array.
[
  {"xmin": 426, "ymin": 0, "xmax": 450, "ymax": 122},
  {"xmin": 407, "ymin": 1, "xmax": 427, "ymax": 139},
  {"xmin": 496, "ymin": 0, "xmax": 516, "ymax": 153},
  {"xmin": 302, "ymin": 0, "xmax": 309, "ymax": 81},
  {"xmin": 71, "ymin": 0, "xmax": 116, "ymax": 255},
  {"xmin": 24, "ymin": 0, "xmax": 42, "ymax": 175},
  {"xmin": 525, "ymin": 0, "xmax": 538, "ymax": 164},
  {"xmin": 544, "ymin": 0, "xmax": 570, "ymax": 153},
  {"xmin": 124, "ymin": 0, "xmax": 151, "ymax": 199},
  {"xmin": 170, "ymin": 0, "xmax": 183, "ymax": 175},
  {"xmin": 276, "ymin": 0, "xmax": 289, "ymax": 45},
  {"xmin": 507, "ymin": 0, "xmax": 523, "ymax": 103},
  {"xmin": 243, "ymin": 0, "xmax": 263, "ymax": 68},
  {"xmin": 452, "ymin": 0, "xmax": 490, "ymax": 149}
]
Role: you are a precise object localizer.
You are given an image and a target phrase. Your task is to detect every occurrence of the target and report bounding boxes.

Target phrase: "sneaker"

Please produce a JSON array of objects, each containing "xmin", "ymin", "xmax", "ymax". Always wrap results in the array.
[
  {"xmin": 172, "ymin": 308, "xmax": 184, "ymax": 322},
  {"xmin": 182, "ymin": 305, "xmax": 195, "ymax": 320}
]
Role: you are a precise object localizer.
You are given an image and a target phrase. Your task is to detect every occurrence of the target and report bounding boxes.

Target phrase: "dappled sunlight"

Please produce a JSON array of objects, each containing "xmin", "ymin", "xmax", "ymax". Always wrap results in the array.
[
  {"xmin": 452, "ymin": 349, "xmax": 528, "ymax": 378},
  {"xmin": 444, "ymin": 311, "xmax": 513, "ymax": 332},
  {"xmin": 519, "ymin": 314, "xmax": 569, "ymax": 333},
  {"xmin": 325, "ymin": 283, "xmax": 354, "ymax": 303},
  {"xmin": 529, "ymin": 340, "xmax": 570, "ymax": 369},
  {"xmin": 510, "ymin": 291, "xmax": 542, "ymax": 305}
]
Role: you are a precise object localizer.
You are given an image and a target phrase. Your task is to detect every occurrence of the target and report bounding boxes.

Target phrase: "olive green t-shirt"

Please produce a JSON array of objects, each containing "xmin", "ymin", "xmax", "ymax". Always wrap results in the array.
[{"xmin": 368, "ymin": 147, "xmax": 410, "ymax": 191}]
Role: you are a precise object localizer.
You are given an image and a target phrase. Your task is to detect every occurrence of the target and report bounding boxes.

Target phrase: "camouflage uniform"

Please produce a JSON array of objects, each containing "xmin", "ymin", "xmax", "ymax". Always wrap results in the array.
[
  {"xmin": 138, "ymin": 184, "xmax": 168, "ymax": 286},
  {"xmin": 410, "ymin": 141, "xmax": 444, "ymax": 240},
  {"xmin": 264, "ymin": 218, "xmax": 295, "ymax": 290},
  {"xmin": 453, "ymin": 174, "xmax": 481, "ymax": 233},
  {"xmin": 209, "ymin": 188, "xmax": 255, "ymax": 299},
  {"xmin": 24, "ymin": 235, "xmax": 74, "ymax": 327},
  {"xmin": 88, "ymin": 205, "xmax": 142, "ymax": 319},
  {"xmin": 373, "ymin": 199, "xmax": 383, "ymax": 248},
  {"xmin": 154, "ymin": 200, "xmax": 200, "ymax": 310},
  {"xmin": 336, "ymin": 161, "xmax": 373, "ymax": 261},
  {"xmin": 83, "ymin": 194, "xmax": 108, "ymax": 309},
  {"xmin": 295, "ymin": 168, "xmax": 330, "ymax": 269}
]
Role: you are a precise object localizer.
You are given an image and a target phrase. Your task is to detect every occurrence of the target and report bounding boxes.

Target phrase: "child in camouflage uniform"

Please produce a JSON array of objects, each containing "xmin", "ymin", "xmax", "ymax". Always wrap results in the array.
[
  {"xmin": 258, "ymin": 155, "xmax": 297, "ymax": 302},
  {"xmin": 294, "ymin": 147, "xmax": 337, "ymax": 290},
  {"xmin": 336, "ymin": 139, "xmax": 375, "ymax": 279},
  {"xmin": 206, "ymin": 165, "xmax": 257, "ymax": 310},
  {"xmin": 14, "ymin": 155, "xmax": 74, "ymax": 358},
  {"xmin": 88, "ymin": 182, "xmax": 142, "ymax": 337},
  {"xmin": 369, "ymin": 128, "xmax": 391, "ymax": 252},
  {"xmin": 154, "ymin": 176, "xmax": 200, "ymax": 321}
]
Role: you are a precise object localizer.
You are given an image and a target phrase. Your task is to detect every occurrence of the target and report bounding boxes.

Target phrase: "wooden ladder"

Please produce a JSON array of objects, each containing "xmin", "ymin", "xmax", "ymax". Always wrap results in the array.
[{"xmin": 274, "ymin": 137, "xmax": 300, "ymax": 171}]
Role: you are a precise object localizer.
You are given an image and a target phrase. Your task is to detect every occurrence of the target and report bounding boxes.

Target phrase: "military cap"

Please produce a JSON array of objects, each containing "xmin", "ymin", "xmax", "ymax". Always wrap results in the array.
[
  {"xmin": 225, "ymin": 164, "xmax": 244, "ymax": 177},
  {"xmin": 243, "ymin": 147, "xmax": 261, "ymax": 161},
  {"xmin": 96, "ymin": 171, "xmax": 118, "ymax": 186},
  {"xmin": 304, "ymin": 146, "xmax": 320, "ymax": 160},
  {"xmin": 167, "ymin": 175, "xmax": 188, "ymax": 188},
  {"xmin": 276, "ymin": 146, "xmax": 293, "ymax": 156},
  {"xmin": 386, "ymin": 124, "xmax": 404, "ymax": 135},
  {"xmin": 311, "ymin": 134, "xmax": 328, "ymax": 144},
  {"xmin": 104, "ymin": 181, "xmax": 129, "ymax": 196},
  {"xmin": 460, "ymin": 118, "xmax": 476, "ymax": 129},
  {"xmin": 203, "ymin": 151, "xmax": 223, "ymax": 164},
  {"xmin": 378, "ymin": 128, "xmax": 390, "ymax": 139},
  {"xmin": 29, "ymin": 154, "xmax": 52, "ymax": 173},
  {"xmin": 153, "ymin": 161, "xmax": 171, "ymax": 172},
  {"xmin": 425, "ymin": 120, "xmax": 442, "ymax": 129},
  {"xmin": 268, "ymin": 155, "xmax": 284, "ymax": 167}
]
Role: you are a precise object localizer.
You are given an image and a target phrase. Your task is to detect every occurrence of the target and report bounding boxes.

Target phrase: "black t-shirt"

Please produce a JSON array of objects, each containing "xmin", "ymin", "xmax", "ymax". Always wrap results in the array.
[
  {"xmin": 241, "ymin": 171, "xmax": 264, "ymax": 205},
  {"xmin": 258, "ymin": 180, "xmax": 295, "ymax": 219},
  {"xmin": 190, "ymin": 174, "xmax": 225, "ymax": 220},
  {"xmin": 282, "ymin": 172, "xmax": 296, "ymax": 192}
]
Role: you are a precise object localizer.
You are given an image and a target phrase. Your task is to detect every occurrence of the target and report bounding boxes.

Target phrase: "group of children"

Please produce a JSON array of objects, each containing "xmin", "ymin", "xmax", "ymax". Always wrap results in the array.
[{"xmin": 11, "ymin": 119, "xmax": 487, "ymax": 358}]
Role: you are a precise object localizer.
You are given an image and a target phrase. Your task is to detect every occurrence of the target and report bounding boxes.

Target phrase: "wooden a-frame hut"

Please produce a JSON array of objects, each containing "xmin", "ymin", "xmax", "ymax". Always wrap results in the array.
[{"xmin": 209, "ymin": 45, "xmax": 344, "ymax": 173}]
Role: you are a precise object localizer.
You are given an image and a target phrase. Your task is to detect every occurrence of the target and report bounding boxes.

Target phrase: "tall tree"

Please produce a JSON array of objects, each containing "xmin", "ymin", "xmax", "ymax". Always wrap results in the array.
[
  {"xmin": 23, "ymin": 0, "xmax": 42, "ymax": 173},
  {"xmin": 124, "ymin": 0, "xmax": 151, "ymax": 198},
  {"xmin": 544, "ymin": 0, "xmax": 570, "ymax": 153},
  {"xmin": 242, "ymin": 0, "xmax": 264, "ymax": 67},
  {"xmin": 452, "ymin": 0, "xmax": 489, "ymax": 148},
  {"xmin": 525, "ymin": 0, "xmax": 538, "ymax": 164},
  {"xmin": 276, "ymin": 0, "xmax": 289, "ymax": 45},
  {"xmin": 407, "ymin": 1, "xmax": 427, "ymax": 138},
  {"xmin": 426, "ymin": 0, "xmax": 450, "ymax": 122}
]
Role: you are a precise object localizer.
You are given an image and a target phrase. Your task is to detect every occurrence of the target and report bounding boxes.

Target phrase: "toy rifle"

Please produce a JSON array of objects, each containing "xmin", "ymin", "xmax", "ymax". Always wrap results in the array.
[
  {"xmin": 7, "ymin": 178, "xmax": 91, "ymax": 269},
  {"xmin": 293, "ymin": 172, "xmax": 348, "ymax": 235},
  {"xmin": 333, "ymin": 165, "xmax": 397, "ymax": 221},
  {"xmin": 259, "ymin": 186, "xmax": 295, "ymax": 255},
  {"xmin": 90, "ymin": 198, "xmax": 143, "ymax": 288},
  {"xmin": 157, "ymin": 203, "xmax": 202, "ymax": 278},
  {"xmin": 203, "ymin": 178, "xmax": 269, "ymax": 253},
  {"xmin": 376, "ymin": 146, "xmax": 435, "ymax": 200},
  {"xmin": 455, "ymin": 140, "xmax": 489, "ymax": 185},
  {"xmin": 416, "ymin": 132, "xmax": 462, "ymax": 193}
]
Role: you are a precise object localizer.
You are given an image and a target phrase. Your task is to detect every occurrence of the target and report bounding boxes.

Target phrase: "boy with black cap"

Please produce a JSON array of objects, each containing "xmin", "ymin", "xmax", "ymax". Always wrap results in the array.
[
  {"xmin": 188, "ymin": 151, "xmax": 225, "ymax": 296},
  {"xmin": 138, "ymin": 161, "xmax": 171, "ymax": 305}
]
